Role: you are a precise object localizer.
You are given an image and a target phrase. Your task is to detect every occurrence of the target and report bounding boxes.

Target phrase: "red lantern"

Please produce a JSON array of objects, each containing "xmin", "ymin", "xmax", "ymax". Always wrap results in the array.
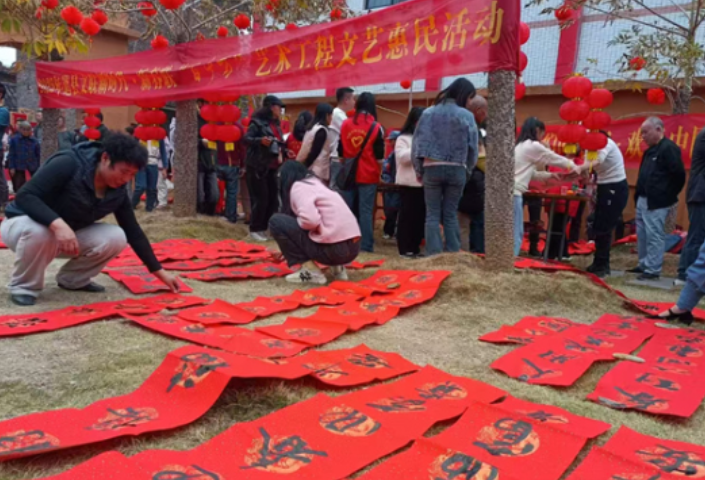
[
  {"xmin": 84, "ymin": 115, "xmax": 101, "ymax": 128},
  {"xmin": 587, "ymin": 88, "xmax": 614, "ymax": 109},
  {"xmin": 233, "ymin": 14, "xmax": 250, "ymax": 29},
  {"xmin": 84, "ymin": 128, "xmax": 101, "ymax": 141},
  {"xmin": 217, "ymin": 125, "xmax": 241, "ymax": 143},
  {"xmin": 330, "ymin": 8, "xmax": 343, "ymax": 19},
  {"xmin": 145, "ymin": 126, "xmax": 167, "ymax": 141},
  {"xmin": 629, "ymin": 56, "xmax": 646, "ymax": 71},
  {"xmin": 35, "ymin": 8, "xmax": 43, "ymax": 19},
  {"xmin": 134, "ymin": 126, "xmax": 148, "ymax": 141},
  {"xmin": 84, "ymin": 108, "xmax": 101, "ymax": 115},
  {"xmin": 216, "ymin": 104, "xmax": 241, "ymax": 123},
  {"xmin": 135, "ymin": 109, "xmax": 167, "ymax": 125},
  {"xmin": 200, "ymin": 104, "xmax": 219, "ymax": 123},
  {"xmin": 647, "ymin": 88, "xmax": 666, "ymax": 105},
  {"xmin": 519, "ymin": 22, "xmax": 530, "ymax": 45},
  {"xmin": 158, "ymin": 0, "xmax": 185, "ymax": 10},
  {"xmin": 285, "ymin": 23, "xmax": 298, "ymax": 30},
  {"xmin": 562, "ymin": 75, "xmax": 593, "ymax": 99},
  {"xmin": 554, "ymin": 4, "xmax": 573, "ymax": 21},
  {"xmin": 200, "ymin": 123, "xmax": 218, "ymax": 142},
  {"xmin": 41, "ymin": 0, "xmax": 59, "ymax": 9},
  {"xmin": 583, "ymin": 110, "xmax": 612, "ymax": 131},
  {"xmin": 60, "ymin": 6, "xmax": 83, "ymax": 25},
  {"xmin": 581, "ymin": 131, "xmax": 608, "ymax": 157},
  {"xmin": 400, "ymin": 80, "xmax": 412, "ymax": 90},
  {"xmin": 151, "ymin": 35, "xmax": 169, "ymax": 49},
  {"xmin": 558, "ymin": 124, "xmax": 587, "ymax": 154},
  {"xmin": 80, "ymin": 17, "xmax": 101, "ymax": 36},
  {"xmin": 518, "ymin": 51, "xmax": 528, "ymax": 72},
  {"xmin": 515, "ymin": 81, "xmax": 526, "ymax": 101},
  {"xmin": 217, "ymin": 26, "xmax": 228, "ymax": 37},
  {"xmin": 138, "ymin": 1, "xmax": 157, "ymax": 16},
  {"xmin": 559, "ymin": 100, "xmax": 590, "ymax": 122},
  {"xmin": 91, "ymin": 10, "xmax": 109, "ymax": 25}
]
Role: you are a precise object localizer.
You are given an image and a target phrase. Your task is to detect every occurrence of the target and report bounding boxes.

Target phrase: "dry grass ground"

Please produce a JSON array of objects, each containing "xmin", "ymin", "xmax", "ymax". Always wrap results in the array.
[{"xmin": 0, "ymin": 209, "xmax": 700, "ymax": 479}]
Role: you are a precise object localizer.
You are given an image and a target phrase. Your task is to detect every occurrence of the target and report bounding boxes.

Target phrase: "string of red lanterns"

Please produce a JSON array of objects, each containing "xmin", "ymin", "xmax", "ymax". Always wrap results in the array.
[
  {"xmin": 581, "ymin": 88, "xmax": 613, "ymax": 166},
  {"xmin": 515, "ymin": 21, "xmax": 530, "ymax": 101},
  {"xmin": 134, "ymin": 100, "xmax": 168, "ymax": 147},
  {"xmin": 200, "ymin": 94, "xmax": 243, "ymax": 151},
  {"xmin": 83, "ymin": 108, "xmax": 102, "ymax": 141},
  {"xmin": 557, "ymin": 74, "xmax": 592, "ymax": 155}
]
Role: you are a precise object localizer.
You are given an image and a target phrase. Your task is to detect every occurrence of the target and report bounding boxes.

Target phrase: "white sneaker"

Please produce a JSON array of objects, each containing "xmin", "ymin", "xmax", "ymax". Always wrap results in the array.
[
  {"xmin": 286, "ymin": 269, "xmax": 328, "ymax": 285},
  {"xmin": 674, "ymin": 278, "xmax": 687, "ymax": 287},
  {"xmin": 330, "ymin": 266, "xmax": 349, "ymax": 281},
  {"xmin": 249, "ymin": 232, "xmax": 269, "ymax": 242}
]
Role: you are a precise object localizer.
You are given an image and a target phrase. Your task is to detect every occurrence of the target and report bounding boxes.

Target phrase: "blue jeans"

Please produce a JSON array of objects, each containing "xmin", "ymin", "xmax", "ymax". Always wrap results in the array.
[
  {"xmin": 341, "ymin": 183, "xmax": 377, "ymax": 252},
  {"xmin": 513, "ymin": 195, "xmax": 524, "ymax": 256},
  {"xmin": 677, "ymin": 279, "xmax": 704, "ymax": 311},
  {"xmin": 423, "ymin": 165, "xmax": 466, "ymax": 255},
  {"xmin": 678, "ymin": 203, "xmax": 705, "ymax": 280},
  {"xmin": 217, "ymin": 165, "xmax": 240, "ymax": 222},
  {"xmin": 132, "ymin": 164, "xmax": 159, "ymax": 212},
  {"xmin": 636, "ymin": 196, "xmax": 670, "ymax": 276}
]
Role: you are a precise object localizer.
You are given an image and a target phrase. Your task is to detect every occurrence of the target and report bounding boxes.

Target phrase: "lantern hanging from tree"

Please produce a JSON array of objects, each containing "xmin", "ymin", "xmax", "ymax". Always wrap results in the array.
[
  {"xmin": 151, "ymin": 34, "xmax": 169, "ymax": 49},
  {"xmin": 233, "ymin": 14, "xmax": 250, "ymax": 29},
  {"xmin": 41, "ymin": 0, "xmax": 59, "ymax": 9},
  {"xmin": 80, "ymin": 17, "xmax": 101, "ymax": 36},
  {"xmin": 400, "ymin": 80, "xmax": 412, "ymax": 90},
  {"xmin": 91, "ymin": 10, "xmax": 108, "ymax": 25},
  {"xmin": 83, "ymin": 108, "xmax": 102, "ymax": 141},
  {"xmin": 61, "ymin": 6, "xmax": 83, "ymax": 25},
  {"xmin": 554, "ymin": 4, "xmax": 572, "ymax": 21},
  {"xmin": 629, "ymin": 56, "xmax": 646, "ymax": 71},
  {"xmin": 647, "ymin": 88, "xmax": 666, "ymax": 105},
  {"xmin": 134, "ymin": 100, "xmax": 167, "ymax": 148},
  {"xmin": 138, "ymin": 1, "xmax": 158, "ymax": 16},
  {"xmin": 557, "ymin": 74, "xmax": 593, "ymax": 154},
  {"xmin": 217, "ymin": 26, "xmax": 228, "ymax": 37}
]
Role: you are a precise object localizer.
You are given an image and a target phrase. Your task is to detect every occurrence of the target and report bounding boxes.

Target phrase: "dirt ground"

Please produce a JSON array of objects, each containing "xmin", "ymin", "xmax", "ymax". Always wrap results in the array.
[{"xmin": 0, "ymin": 209, "xmax": 699, "ymax": 479}]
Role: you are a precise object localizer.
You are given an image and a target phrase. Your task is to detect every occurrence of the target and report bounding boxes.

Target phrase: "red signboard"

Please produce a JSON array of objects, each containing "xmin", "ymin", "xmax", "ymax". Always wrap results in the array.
[{"xmin": 36, "ymin": 0, "xmax": 521, "ymax": 108}]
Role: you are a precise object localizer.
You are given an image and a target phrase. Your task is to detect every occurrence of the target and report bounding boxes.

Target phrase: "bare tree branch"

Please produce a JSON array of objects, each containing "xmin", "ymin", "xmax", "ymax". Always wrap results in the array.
[
  {"xmin": 191, "ymin": 0, "xmax": 250, "ymax": 30},
  {"xmin": 628, "ymin": 0, "xmax": 690, "ymax": 31},
  {"xmin": 584, "ymin": 3, "xmax": 687, "ymax": 37}
]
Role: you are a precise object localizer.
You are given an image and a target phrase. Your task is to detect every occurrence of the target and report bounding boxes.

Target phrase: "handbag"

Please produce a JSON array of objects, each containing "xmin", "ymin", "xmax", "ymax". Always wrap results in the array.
[{"xmin": 335, "ymin": 121, "xmax": 378, "ymax": 191}]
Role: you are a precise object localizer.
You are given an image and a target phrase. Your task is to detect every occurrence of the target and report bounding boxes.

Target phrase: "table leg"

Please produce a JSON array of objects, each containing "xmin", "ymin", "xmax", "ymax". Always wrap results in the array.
[
  {"xmin": 557, "ymin": 207, "xmax": 571, "ymax": 262},
  {"xmin": 544, "ymin": 200, "xmax": 556, "ymax": 262}
]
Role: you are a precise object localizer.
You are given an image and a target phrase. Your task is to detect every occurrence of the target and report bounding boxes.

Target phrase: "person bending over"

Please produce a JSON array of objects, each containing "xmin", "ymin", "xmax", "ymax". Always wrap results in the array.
[
  {"xmin": 269, "ymin": 161, "xmax": 360, "ymax": 285},
  {"xmin": 1, "ymin": 132, "xmax": 179, "ymax": 306}
]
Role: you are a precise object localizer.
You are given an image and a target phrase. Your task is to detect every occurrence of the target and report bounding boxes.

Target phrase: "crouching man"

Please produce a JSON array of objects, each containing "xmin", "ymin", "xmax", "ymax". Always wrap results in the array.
[{"xmin": 1, "ymin": 132, "xmax": 179, "ymax": 306}]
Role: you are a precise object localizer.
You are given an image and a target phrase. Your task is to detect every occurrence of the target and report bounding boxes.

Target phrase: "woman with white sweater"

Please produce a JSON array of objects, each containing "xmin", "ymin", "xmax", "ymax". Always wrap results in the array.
[
  {"xmin": 395, "ymin": 107, "xmax": 426, "ymax": 258},
  {"xmin": 513, "ymin": 117, "xmax": 579, "ymax": 256},
  {"xmin": 297, "ymin": 103, "xmax": 334, "ymax": 182}
]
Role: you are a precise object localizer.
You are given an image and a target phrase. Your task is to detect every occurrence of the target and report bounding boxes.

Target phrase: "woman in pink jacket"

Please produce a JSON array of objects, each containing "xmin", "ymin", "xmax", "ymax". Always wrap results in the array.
[{"xmin": 269, "ymin": 161, "xmax": 361, "ymax": 285}]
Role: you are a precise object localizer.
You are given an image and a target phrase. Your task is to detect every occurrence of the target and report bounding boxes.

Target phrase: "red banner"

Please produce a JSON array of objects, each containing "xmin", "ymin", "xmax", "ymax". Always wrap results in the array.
[
  {"xmin": 36, "ymin": 0, "xmax": 520, "ymax": 108},
  {"xmin": 544, "ymin": 114, "xmax": 705, "ymax": 169}
]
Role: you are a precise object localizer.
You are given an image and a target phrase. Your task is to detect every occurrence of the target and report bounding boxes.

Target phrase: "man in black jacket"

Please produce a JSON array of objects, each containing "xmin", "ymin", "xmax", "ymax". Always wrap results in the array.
[
  {"xmin": 677, "ymin": 127, "xmax": 705, "ymax": 285},
  {"xmin": 629, "ymin": 116, "xmax": 686, "ymax": 280},
  {"xmin": 1, "ymin": 132, "xmax": 179, "ymax": 306}
]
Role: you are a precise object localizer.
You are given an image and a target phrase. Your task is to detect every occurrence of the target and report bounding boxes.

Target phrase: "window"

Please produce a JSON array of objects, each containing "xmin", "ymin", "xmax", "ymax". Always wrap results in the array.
[{"xmin": 365, "ymin": 0, "xmax": 406, "ymax": 9}]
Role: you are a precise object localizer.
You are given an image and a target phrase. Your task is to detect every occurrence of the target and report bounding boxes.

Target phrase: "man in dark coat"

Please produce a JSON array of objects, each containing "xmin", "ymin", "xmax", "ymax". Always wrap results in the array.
[
  {"xmin": 629, "ymin": 116, "xmax": 686, "ymax": 280},
  {"xmin": 676, "ymin": 127, "xmax": 705, "ymax": 285}
]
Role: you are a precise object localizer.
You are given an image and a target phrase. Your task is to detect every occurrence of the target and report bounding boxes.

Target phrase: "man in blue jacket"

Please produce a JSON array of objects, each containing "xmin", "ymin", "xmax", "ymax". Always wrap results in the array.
[
  {"xmin": 7, "ymin": 121, "xmax": 40, "ymax": 193},
  {"xmin": 1, "ymin": 132, "xmax": 179, "ymax": 306}
]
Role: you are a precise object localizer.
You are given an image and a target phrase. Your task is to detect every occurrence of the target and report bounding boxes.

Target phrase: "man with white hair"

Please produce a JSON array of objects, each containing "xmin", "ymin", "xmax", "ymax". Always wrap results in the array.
[{"xmin": 628, "ymin": 116, "xmax": 685, "ymax": 280}]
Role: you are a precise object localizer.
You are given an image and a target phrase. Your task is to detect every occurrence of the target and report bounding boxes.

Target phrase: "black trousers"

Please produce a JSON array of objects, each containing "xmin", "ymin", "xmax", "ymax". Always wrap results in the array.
[
  {"xmin": 383, "ymin": 209, "xmax": 398, "ymax": 237},
  {"xmin": 269, "ymin": 213, "xmax": 360, "ymax": 267},
  {"xmin": 569, "ymin": 201, "xmax": 586, "ymax": 242},
  {"xmin": 591, "ymin": 180, "xmax": 629, "ymax": 271},
  {"xmin": 11, "ymin": 170, "xmax": 29, "ymax": 194},
  {"xmin": 546, "ymin": 212, "xmax": 570, "ymax": 259},
  {"xmin": 397, "ymin": 186, "xmax": 425, "ymax": 255},
  {"xmin": 247, "ymin": 169, "xmax": 279, "ymax": 233},
  {"xmin": 525, "ymin": 197, "xmax": 542, "ymax": 250}
]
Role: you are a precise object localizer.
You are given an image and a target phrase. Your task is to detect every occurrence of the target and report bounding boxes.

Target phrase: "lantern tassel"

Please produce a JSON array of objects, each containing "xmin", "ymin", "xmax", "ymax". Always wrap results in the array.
[
  {"xmin": 208, "ymin": 141, "xmax": 217, "ymax": 150},
  {"xmin": 225, "ymin": 142, "xmax": 234, "ymax": 151}
]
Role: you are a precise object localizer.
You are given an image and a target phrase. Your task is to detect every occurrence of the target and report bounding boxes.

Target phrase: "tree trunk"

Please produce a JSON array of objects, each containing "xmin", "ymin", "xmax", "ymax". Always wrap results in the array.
[
  {"xmin": 672, "ymin": 84, "xmax": 692, "ymax": 115},
  {"xmin": 41, "ymin": 109, "xmax": 60, "ymax": 164},
  {"xmin": 485, "ymin": 70, "xmax": 517, "ymax": 271},
  {"xmin": 173, "ymin": 99, "xmax": 198, "ymax": 217}
]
